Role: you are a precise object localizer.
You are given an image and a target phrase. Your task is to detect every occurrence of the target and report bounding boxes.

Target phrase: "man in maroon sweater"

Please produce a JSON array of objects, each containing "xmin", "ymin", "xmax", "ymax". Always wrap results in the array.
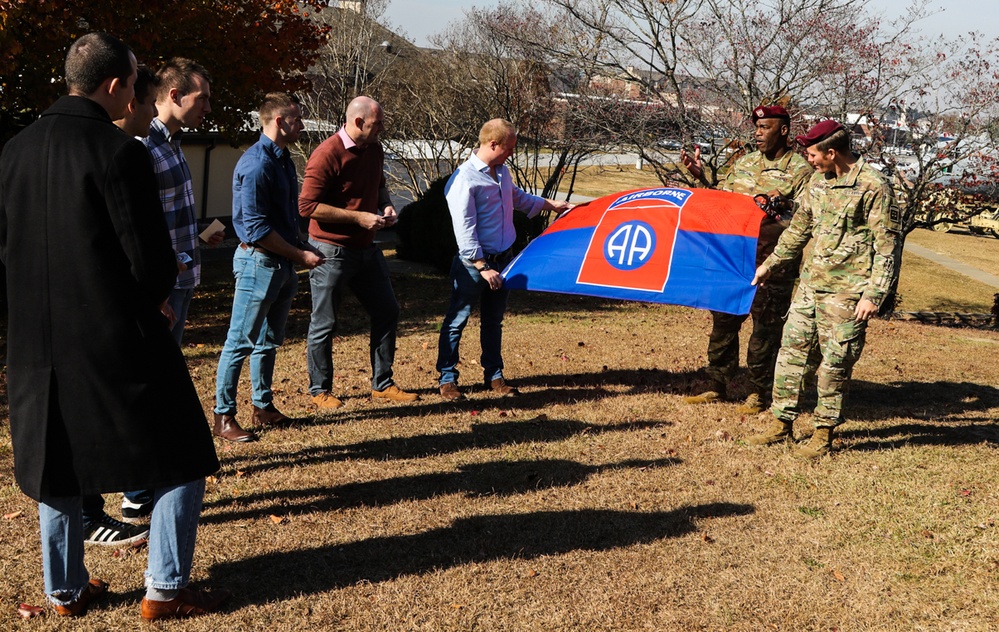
[{"xmin": 299, "ymin": 96, "xmax": 418, "ymax": 408}]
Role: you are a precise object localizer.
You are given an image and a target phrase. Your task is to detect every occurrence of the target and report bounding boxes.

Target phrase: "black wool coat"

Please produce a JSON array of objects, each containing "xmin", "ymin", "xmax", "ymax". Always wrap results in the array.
[{"xmin": 0, "ymin": 96, "xmax": 219, "ymax": 500}]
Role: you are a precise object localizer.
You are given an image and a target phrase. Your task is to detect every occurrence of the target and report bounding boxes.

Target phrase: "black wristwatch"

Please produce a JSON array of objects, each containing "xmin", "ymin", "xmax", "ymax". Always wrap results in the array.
[{"xmin": 477, "ymin": 262, "xmax": 492, "ymax": 272}]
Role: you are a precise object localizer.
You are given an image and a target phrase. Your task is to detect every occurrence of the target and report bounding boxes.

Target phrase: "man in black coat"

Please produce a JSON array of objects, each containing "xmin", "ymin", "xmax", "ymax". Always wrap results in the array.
[{"xmin": 0, "ymin": 32, "xmax": 226, "ymax": 620}]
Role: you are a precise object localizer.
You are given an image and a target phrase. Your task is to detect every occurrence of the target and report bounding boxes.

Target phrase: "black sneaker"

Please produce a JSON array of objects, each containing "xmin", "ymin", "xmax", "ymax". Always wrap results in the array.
[
  {"xmin": 83, "ymin": 514, "xmax": 149, "ymax": 546},
  {"xmin": 121, "ymin": 497, "xmax": 153, "ymax": 523}
]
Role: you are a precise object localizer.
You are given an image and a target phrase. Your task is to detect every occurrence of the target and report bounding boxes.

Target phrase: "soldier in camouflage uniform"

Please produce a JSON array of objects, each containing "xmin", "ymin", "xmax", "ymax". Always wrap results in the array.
[
  {"xmin": 681, "ymin": 106, "xmax": 813, "ymax": 413},
  {"xmin": 748, "ymin": 120, "xmax": 902, "ymax": 458}
]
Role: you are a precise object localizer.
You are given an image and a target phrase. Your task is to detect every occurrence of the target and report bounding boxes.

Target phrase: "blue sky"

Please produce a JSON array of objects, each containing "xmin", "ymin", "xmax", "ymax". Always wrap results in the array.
[{"xmin": 382, "ymin": 0, "xmax": 999, "ymax": 48}]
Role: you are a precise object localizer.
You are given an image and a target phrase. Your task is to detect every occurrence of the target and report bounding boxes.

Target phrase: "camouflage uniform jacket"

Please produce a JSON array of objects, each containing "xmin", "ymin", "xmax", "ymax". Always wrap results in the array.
[
  {"xmin": 720, "ymin": 150, "xmax": 813, "ymax": 270},
  {"xmin": 763, "ymin": 155, "xmax": 901, "ymax": 307}
]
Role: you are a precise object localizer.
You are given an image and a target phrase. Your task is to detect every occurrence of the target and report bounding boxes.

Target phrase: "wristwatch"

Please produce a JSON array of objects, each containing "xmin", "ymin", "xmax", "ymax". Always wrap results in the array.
[{"xmin": 476, "ymin": 262, "xmax": 492, "ymax": 272}]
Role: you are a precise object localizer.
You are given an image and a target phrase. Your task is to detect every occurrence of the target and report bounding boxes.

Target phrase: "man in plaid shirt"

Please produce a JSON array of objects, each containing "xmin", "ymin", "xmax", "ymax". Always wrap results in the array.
[{"xmin": 144, "ymin": 58, "xmax": 223, "ymax": 345}]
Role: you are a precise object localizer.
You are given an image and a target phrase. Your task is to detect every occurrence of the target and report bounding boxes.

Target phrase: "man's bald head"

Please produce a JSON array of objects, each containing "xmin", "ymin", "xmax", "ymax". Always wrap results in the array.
[{"xmin": 344, "ymin": 96, "xmax": 384, "ymax": 146}]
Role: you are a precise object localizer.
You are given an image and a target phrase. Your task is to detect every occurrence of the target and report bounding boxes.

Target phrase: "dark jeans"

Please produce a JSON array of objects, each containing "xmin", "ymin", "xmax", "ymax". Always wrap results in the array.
[
  {"xmin": 306, "ymin": 240, "xmax": 399, "ymax": 394},
  {"xmin": 436, "ymin": 255, "xmax": 510, "ymax": 386}
]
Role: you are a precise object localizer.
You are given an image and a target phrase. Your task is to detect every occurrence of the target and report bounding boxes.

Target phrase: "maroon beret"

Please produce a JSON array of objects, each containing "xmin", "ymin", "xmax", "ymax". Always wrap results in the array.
[
  {"xmin": 795, "ymin": 120, "xmax": 845, "ymax": 147},
  {"xmin": 751, "ymin": 105, "xmax": 790, "ymax": 122}
]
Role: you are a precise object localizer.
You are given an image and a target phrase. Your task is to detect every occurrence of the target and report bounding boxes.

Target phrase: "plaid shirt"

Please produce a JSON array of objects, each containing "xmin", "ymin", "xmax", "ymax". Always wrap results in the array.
[{"xmin": 144, "ymin": 118, "xmax": 199, "ymax": 289}]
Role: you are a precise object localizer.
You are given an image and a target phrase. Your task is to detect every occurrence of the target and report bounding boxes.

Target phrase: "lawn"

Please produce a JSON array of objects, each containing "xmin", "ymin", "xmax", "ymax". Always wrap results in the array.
[{"xmin": 1, "ymin": 197, "xmax": 998, "ymax": 629}]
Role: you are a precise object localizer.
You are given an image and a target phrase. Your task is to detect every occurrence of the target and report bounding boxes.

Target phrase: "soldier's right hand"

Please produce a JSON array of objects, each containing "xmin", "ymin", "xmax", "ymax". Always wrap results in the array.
[
  {"xmin": 751, "ymin": 264, "xmax": 771, "ymax": 286},
  {"xmin": 681, "ymin": 146, "xmax": 703, "ymax": 179}
]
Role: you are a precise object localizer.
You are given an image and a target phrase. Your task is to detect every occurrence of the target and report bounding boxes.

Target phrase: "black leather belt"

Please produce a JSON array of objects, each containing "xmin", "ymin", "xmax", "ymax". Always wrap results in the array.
[{"xmin": 484, "ymin": 248, "xmax": 513, "ymax": 265}]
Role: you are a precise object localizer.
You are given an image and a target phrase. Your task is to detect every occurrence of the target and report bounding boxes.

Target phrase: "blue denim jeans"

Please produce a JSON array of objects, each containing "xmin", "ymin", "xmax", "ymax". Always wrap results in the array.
[
  {"xmin": 436, "ymin": 255, "xmax": 509, "ymax": 386},
  {"xmin": 39, "ymin": 479, "xmax": 205, "ymax": 604},
  {"xmin": 167, "ymin": 287, "xmax": 194, "ymax": 346},
  {"xmin": 215, "ymin": 246, "xmax": 297, "ymax": 415},
  {"xmin": 306, "ymin": 240, "xmax": 399, "ymax": 394}
]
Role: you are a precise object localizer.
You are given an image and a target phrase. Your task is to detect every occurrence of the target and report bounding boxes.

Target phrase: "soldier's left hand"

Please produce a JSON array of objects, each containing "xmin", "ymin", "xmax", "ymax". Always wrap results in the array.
[{"xmin": 854, "ymin": 298, "xmax": 878, "ymax": 321}]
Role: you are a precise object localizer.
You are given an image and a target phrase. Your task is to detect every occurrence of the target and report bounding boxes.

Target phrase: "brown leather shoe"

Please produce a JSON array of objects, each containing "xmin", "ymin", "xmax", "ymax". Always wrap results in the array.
[
  {"xmin": 439, "ymin": 382, "xmax": 463, "ymax": 401},
  {"xmin": 212, "ymin": 413, "xmax": 257, "ymax": 442},
  {"xmin": 251, "ymin": 403, "xmax": 290, "ymax": 426},
  {"xmin": 312, "ymin": 391, "xmax": 344, "ymax": 409},
  {"xmin": 140, "ymin": 586, "xmax": 231, "ymax": 621},
  {"xmin": 53, "ymin": 578, "xmax": 108, "ymax": 616},
  {"xmin": 372, "ymin": 384, "xmax": 418, "ymax": 402},
  {"xmin": 487, "ymin": 378, "xmax": 518, "ymax": 396}
]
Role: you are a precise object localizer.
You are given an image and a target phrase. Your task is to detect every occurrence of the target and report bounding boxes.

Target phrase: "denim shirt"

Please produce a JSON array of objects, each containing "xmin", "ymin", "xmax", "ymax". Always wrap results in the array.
[
  {"xmin": 232, "ymin": 133, "xmax": 300, "ymax": 249},
  {"xmin": 445, "ymin": 153, "xmax": 545, "ymax": 261}
]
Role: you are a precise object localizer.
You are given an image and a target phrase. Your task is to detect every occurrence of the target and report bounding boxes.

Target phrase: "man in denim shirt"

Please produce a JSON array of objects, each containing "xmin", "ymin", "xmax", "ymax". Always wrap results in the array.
[
  {"xmin": 437, "ymin": 119, "xmax": 572, "ymax": 400},
  {"xmin": 212, "ymin": 93, "xmax": 323, "ymax": 442}
]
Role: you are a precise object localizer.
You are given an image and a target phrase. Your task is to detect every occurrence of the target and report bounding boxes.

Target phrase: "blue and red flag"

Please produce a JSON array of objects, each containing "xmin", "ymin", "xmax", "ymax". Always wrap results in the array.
[{"xmin": 502, "ymin": 187, "xmax": 765, "ymax": 315}]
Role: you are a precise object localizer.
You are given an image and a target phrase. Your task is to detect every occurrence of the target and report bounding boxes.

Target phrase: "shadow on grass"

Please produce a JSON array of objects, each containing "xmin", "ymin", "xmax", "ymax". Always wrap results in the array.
[
  {"xmin": 179, "ymin": 258, "xmax": 642, "ymax": 350},
  {"xmin": 841, "ymin": 379, "xmax": 999, "ymax": 448},
  {"xmin": 202, "ymin": 457, "xmax": 681, "ymax": 524},
  {"xmin": 219, "ymin": 418, "xmax": 667, "ymax": 475},
  {"xmin": 207, "ymin": 501, "xmax": 754, "ymax": 604}
]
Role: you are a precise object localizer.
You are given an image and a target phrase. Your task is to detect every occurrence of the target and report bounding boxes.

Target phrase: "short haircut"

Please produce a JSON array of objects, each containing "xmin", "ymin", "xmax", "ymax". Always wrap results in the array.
[
  {"xmin": 259, "ymin": 92, "xmax": 301, "ymax": 125},
  {"xmin": 479, "ymin": 118, "xmax": 515, "ymax": 147},
  {"xmin": 156, "ymin": 57, "xmax": 211, "ymax": 98},
  {"xmin": 815, "ymin": 129, "xmax": 851, "ymax": 153},
  {"xmin": 65, "ymin": 32, "xmax": 133, "ymax": 96},
  {"xmin": 134, "ymin": 65, "xmax": 159, "ymax": 103}
]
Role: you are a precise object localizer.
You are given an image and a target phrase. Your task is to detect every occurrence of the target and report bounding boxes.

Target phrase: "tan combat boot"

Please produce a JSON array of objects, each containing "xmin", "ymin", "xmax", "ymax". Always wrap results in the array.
[
  {"xmin": 746, "ymin": 420, "xmax": 793, "ymax": 445},
  {"xmin": 683, "ymin": 381, "xmax": 726, "ymax": 405},
  {"xmin": 794, "ymin": 427, "xmax": 833, "ymax": 459},
  {"xmin": 735, "ymin": 392, "xmax": 768, "ymax": 415}
]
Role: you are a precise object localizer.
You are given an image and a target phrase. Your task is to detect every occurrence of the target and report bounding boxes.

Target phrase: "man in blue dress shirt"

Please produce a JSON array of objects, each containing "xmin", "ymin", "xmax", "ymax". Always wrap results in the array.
[
  {"xmin": 212, "ymin": 93, "xmax": 324, "ymax": 441},
  {"xmin": 437, "ymin": 119, "xmax": 572, "ymax": 400}
]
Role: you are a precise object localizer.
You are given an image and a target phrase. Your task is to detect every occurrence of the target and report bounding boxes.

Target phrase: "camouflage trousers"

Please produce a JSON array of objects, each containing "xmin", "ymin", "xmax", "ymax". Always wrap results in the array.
[
  {"xmin": 705, "ymin": 279, "xmax": 795, "ymax": 394},
  {"xmin": 771, "ymin": 285, "xmax": 867, "ymax": 428}
]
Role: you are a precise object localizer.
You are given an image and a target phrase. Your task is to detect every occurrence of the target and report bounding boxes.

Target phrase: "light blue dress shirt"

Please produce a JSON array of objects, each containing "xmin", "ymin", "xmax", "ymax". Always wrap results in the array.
[{"xmin": 444, "ymin": 153, "xmax": 545, "ymax": 261}]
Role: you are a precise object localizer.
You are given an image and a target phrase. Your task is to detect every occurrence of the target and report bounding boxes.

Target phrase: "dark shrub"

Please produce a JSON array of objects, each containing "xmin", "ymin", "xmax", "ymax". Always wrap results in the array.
[{"xmin": 397, "ymin": 174, "xmax": 535, "ymax": 274}]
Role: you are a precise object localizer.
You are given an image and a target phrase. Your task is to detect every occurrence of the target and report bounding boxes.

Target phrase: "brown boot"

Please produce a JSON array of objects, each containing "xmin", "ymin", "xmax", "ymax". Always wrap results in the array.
[
  {"xmin": 735, "ymin": 392, "xmax": 769, "ymax": 415},
  {"xmin": 487, "ymin": 378, "xmax": 518, "ymax": 396},
  {"xmin": 746, "ymin": 420, "xmax": 793, "ymax": 445},
  {"xmin": 439, "ymin": 382, "xmax": 463, "ymax": 401},
  {"xmin": 251, "ymin": 404, "xmax": 290, "ymax": 426},
  {"xmin": 794, "ymin": 427, "xmax": 833, "ymax": 459},
  {"xmin": 212, "ymin": 413, "xmax": 258, "ymax": 443},
  {"xmin": 682, "ymin": 381, "xmax": 726, "ymax": 404}
]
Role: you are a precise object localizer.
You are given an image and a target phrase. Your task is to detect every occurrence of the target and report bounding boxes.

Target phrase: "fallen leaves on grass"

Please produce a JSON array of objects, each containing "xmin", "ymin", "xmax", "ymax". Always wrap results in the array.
[
  {"xmin": 18, "ymin": 603, "xmax": 44, "ymax": 619},
  {"xmin": 112, "ymin": 539, "xmax": 148, "ymax": 558},
  {"xmin": 4, "ymin": 510, "xmax": 23, "ymax": 520},
  {"xmin": 832, "ymin": 570, "xmax": 846, "ymax": 582},
  {"xmin": 270, "ymin": 515, "xmax": 287, "ymax": 525}
]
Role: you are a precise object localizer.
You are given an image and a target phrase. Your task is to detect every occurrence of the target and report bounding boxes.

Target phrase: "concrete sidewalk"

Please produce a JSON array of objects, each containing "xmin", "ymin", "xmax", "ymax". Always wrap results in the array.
[{"xmin": 904, "ymin": 241, "xmax": 999, "ymax": 289}]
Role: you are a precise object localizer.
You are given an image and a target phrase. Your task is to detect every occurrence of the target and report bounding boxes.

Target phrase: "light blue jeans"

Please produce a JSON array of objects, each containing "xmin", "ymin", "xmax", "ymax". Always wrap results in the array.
[
  {"xmin": 214, "ymin": 246, "xmax": 297, "ymax": 416},
  {"xmin": 436, "ymin": 255, "xmax": 509, "ymax": 386},
  {"xmin": 39, "ymin": 479, "xmax": 206, "ymax": 604},
  {"xmin": 306, "ymin": 240, "xmax": 399, "ymax": 394}
]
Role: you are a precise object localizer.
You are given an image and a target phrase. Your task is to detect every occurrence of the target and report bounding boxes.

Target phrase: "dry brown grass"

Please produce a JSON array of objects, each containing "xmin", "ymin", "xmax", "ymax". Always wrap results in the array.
[
  {"xmin": 2, "ymin": 203, "xmax": 999, "ymax": 630},
  {"xmin": 554, "ymin": 164, "xmax": 668, "ymax": 199}
]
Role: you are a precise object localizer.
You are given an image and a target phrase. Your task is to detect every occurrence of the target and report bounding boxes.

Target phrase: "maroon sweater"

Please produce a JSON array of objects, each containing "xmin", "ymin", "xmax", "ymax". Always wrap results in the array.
[{"xmin": 299, "ymin": 129, "xmax": 386, "ymax": 248}]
